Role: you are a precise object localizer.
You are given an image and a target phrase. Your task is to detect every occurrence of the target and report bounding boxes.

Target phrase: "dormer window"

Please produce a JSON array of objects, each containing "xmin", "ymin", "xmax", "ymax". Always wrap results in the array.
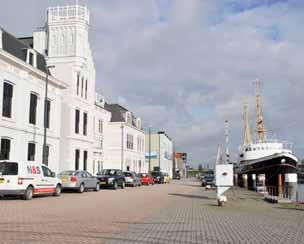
[
  {"xmin": 136, "ymin": 118, "xmax": 141, "ymax": 129},
  {"xmin": 126, "ymin": 112, "xmax": 132, "ymax": 124},
  {"xmin": 26, "ymin": 49, "xmax": 37, "ymax": 67},
  {"xmin": 29, "ymin": 52, "xmax": 34, "ymax": 65}
]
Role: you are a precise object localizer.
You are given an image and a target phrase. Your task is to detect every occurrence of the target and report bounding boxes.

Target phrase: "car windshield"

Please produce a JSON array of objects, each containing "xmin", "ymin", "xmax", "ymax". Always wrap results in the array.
[
  {"xmin": 151, "ymin": 171, "xmax": 161, "ymax": 176},
  {"xmin": 58, "ymin": 170, "xmax": 75, "ymax": 176},
  {"xmin": 205, "ymin": 175, "xmax": 214, "ymax": 181},
  {"xmin": 98, "ymin": 169, "xmax": 117, "ymax": 176},
  {"xmin": 141, "ymin": 173, "xmax": 147, "ymax": 177},
  {"xmin": 124, "ymin": 172, "xmax": 132, "ymax": 177},
  {"xmin": 0, "ymin": 162, "xmax": 18, "ymax": 175}
]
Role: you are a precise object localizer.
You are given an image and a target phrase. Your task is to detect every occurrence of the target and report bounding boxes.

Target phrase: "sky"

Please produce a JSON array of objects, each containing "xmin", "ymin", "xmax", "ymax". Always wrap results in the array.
[{"xmin": 0, "ymin": 0, "xmax": 304, "ymax": 168}]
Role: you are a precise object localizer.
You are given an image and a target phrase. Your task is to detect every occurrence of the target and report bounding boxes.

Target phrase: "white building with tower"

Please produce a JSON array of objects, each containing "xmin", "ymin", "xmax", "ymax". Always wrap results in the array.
[{"xmin": 0, "ymin": 4, "xmax": 111, "ymax": 173}]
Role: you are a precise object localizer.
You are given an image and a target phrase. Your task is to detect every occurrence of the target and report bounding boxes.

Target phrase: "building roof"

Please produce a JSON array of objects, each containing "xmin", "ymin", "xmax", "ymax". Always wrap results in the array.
[
  {"xmin": 104, "ymin": 103, "xmax": 127, "ymax": 122},
  {"xmin": 18, "ymin": 37, "xmax": 34, "ymax": 48},
  {"xmin": 158, "ymin": 131, "xmax": 172, "ymax": 141},
  {"xmin": 105, "ymin": 103, "xmax": 142, "ymax": 129},
  {"xmin": 1, "ymin": 29, "xmax": 48, "ymax": 73}
]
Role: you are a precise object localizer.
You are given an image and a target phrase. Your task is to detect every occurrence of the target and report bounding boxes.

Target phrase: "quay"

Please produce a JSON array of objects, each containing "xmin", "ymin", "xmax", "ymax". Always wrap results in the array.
[{"xmin": 1, "ymin": 179, "xmax": 304, "ymax": 244}]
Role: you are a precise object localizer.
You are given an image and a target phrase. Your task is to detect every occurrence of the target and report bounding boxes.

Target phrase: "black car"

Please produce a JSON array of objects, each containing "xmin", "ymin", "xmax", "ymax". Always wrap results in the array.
[
  {"xmin": 151, "ymin": 171, "xmax": 164, "ymax": 184},
  {"xmin": 96, "ymin": 169, "xmax": 125, "ymax": 189},
  {"xmin": 201, "ymin": 174, "xmax": 215, "ymax": 187},
  {"xmin": 173, "ymin": 172, "xmax": 181, "ymax": 180}
]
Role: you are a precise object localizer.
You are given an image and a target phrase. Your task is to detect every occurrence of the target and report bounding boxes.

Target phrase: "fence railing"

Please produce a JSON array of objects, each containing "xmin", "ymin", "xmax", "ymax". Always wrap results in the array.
[{"xmin": 264, "ymin": 185, "xmax": 297, "ymax": 203}]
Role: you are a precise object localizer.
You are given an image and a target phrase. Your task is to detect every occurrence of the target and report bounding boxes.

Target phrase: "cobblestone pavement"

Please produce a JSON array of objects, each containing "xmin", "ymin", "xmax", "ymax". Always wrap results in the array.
[
  {"xmin": 104, "ymin": 180, "xmax": 304, "ymax": 244},
  {"xmin": 1, "ymin": 180, "xmax": 304, "ymax": 244}
]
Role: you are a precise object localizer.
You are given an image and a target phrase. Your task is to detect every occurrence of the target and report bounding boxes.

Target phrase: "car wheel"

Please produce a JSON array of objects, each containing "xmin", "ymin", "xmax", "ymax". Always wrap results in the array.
[
  {"xmin": 113, "ymin": 182, "xmax": 118, "ymax": 190},
  {"xmin": 94, "ymin": 183, "xmax": 100, "ymax": 192},
  {"xmin": 23, "ymin": 186, "xmax": 34, "ymax": 200},
  {"xmin": 121, "ymin": 181, "xmax": 125, "ymax": 189},
  {"xmin": 53, "ymin": 184, "xmax": 61, "ymax": 197},
  {"xmin": 78, "ymin": 183, "xmax": 85, "ymax": 193}
]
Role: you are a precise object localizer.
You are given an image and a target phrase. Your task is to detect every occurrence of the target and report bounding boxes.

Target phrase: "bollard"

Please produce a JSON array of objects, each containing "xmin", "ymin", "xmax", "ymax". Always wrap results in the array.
[{"xmin": 278, "ymin": 174, "xmax": 282, "ymax": 197}]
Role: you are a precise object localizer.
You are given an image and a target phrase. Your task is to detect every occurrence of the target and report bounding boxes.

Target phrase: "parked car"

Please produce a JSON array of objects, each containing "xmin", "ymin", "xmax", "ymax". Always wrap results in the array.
[
  {"xmin": 0, "ymin": 161, "xmax": 61, "ymax": 200},
  {"xmin": 201, "ymin": 174, "xmax": 215, "ymax": 189},
  {"xmin": 173, "ymin": 172, "xmax": 181, "ymax": 180},
  {"xmin": 96, "ymin": 169, "xmax": 125, "ymax": 189},
  {"xmin": 58, "ymin": 170, "xmax": 100, "ymax": 193},
  {"xmin": 123, "ymin": 171, "xmax": 141, "ymax": 187},
  {"xmin": 140, "ymin": 173, "xmax": 154, "ymax": 185},
  {"xmin": 151, "ymin": 171, "xmax": 164, "ymax": 184}
]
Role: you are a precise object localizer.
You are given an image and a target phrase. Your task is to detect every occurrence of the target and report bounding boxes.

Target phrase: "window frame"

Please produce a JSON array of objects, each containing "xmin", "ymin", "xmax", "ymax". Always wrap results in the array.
[
  {"xmin": 0, "ymin": 138, "xmax": 11, "ymax": 160},
  {"xmin": 2, "ymin": 81, "xmax": 14, "ymax": 118},
  {"xmin": 75, "ymin": 109, "xmax": 80, "ymax": 134},
  {"xmin": 42, "ymin": 165, "xmax": 53, "ymax": 177},
  {"xmin": 83, "ymin": 150, "xmax": 88, "ymax": 171},
  {"xmin": 83, "ymin": 112, "xmax": 88, "ymax": 136},
  {"xmin": 27, "ymin": 142, "xmax": 36, "ymax": 161},
  {"xmin": 29, "ymin": 93, "xmax": 38, "ymax": 125}
]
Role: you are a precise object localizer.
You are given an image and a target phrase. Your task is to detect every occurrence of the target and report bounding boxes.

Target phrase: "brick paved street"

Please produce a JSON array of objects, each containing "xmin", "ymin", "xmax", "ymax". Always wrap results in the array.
[{"xmin": 1, "ymin": 180, "xmax": 304, "ymax": 244}]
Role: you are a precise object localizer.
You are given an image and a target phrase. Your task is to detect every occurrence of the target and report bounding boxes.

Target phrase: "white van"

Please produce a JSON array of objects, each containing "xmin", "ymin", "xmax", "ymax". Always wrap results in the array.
[{"xmin": 0, "ymin": 161, "xmax": 62, "ymax": 200}]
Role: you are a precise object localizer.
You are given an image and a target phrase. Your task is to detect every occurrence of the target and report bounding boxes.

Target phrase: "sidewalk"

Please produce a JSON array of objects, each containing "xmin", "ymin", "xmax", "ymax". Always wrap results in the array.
[{"xmin": 105, "ymin": 180, "xmax": 304, "ymax": 244}]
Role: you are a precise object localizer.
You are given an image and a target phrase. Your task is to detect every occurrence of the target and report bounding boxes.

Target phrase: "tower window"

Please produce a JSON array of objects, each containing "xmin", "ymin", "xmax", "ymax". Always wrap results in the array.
[
  {"xmin": 85, "ymin": 80, "xmax": 88, "ymax": 99},
  {"xmin": 83, "ymin": 112, "xmax": 87, "ymax": 136},
  {"xmin": 81, "ymin": 77, "xmax": 84, "ymax": 98},
  {"xmin": 75, "ymin": 109, "xmax": 80, "ymax": 134},
  {"xmin": 77, "ymin": 73, "xmax": 80, "ymax": 95}
]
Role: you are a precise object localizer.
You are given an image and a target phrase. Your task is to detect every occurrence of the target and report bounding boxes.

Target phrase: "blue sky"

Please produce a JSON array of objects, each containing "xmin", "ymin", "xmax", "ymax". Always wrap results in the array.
[{"xmin": 0, "ymin": 0, "xmax": 304, "ymax": 167}]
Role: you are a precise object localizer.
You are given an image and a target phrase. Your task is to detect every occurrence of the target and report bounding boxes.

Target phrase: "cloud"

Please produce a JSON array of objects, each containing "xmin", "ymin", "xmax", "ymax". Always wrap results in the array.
[{"xmin": 0, "ymin": 0, "xmax": 303, "ymax": 167}]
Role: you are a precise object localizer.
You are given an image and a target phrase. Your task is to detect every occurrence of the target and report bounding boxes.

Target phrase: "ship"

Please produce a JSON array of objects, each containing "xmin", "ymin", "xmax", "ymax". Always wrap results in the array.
[{"xmin": 236, "ymin": 80, "xmax": 298, "ymax": 193}]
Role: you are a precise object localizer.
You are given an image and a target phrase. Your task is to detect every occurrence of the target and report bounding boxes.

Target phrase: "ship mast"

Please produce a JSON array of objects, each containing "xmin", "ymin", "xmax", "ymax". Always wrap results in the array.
[
  {"xmin": 225, "ymin": 120, "xmax": 230, "ymax": 164},
  {"xmin": 255, "ymin": 79, "xmax": 264, "ymax": 143},
  {"xmin": 243, "ymin": 102, "xmax": 252, "ymax": 145}
]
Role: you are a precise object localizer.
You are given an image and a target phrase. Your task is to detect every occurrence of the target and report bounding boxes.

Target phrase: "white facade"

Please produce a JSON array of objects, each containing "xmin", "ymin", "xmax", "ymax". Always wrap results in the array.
[
  {"xmin": 0, "ymin": 4, "xmax": 111, "ymax": 174},
  {"xmin": 104, "ymin": 106, "xmax": 147, "ymax": 173},
  {"xmin": 0, "ymin": 29, "xmax": 66, "ymax": 172},
  {"xmin": 92, "ymin": 94, "xmax": 111, "ymax": 175},
  {"xmin": 159, "ymin": 133, "xmax": 173, "ymax": 177}
]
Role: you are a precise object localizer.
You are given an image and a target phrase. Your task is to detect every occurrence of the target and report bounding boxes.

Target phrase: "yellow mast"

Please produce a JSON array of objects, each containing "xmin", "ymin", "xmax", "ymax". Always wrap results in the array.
[
  {"xmin": 255, "ymin": 79, "xmax": 264, "ymax": 143},
  {"xmin": 243, "ymin": 102, "xmax": 252, "ymax": 145}
]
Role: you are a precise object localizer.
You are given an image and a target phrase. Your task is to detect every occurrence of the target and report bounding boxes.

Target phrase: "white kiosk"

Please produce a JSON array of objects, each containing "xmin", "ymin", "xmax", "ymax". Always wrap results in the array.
[{"xmin": 216, "ymin": 164, "xmax": 233, "ymax": 206}]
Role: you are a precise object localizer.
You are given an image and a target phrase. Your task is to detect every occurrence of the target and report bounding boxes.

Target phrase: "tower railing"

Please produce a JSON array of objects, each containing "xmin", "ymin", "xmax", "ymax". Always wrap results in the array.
[{"xmin": 47, "ymin": 5, "xmax": 90, "ymax": 24}]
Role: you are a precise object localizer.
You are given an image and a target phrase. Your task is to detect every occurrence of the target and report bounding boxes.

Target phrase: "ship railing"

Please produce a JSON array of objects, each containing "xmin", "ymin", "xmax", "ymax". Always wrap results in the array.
[
  {"xmin": 264, "ymin": 186, "xmax": 297, "ymax": 203},
  {"xmin": 241, "ymin": 139, "xmax": 293, "ymax": 152}
]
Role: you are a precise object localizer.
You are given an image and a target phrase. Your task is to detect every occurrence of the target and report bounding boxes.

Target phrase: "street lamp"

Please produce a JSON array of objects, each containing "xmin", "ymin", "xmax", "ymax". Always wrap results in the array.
[
  {"xmin": 148, "ymin": 125, "xmax": 151, "ymax": 173},
  {"xmin": 42, "ymin": 65, "xmax": 55, "ymax": 165},
  {"xmin": 121, "ymin": 124, "xmax": 124, "ymax": 170}
]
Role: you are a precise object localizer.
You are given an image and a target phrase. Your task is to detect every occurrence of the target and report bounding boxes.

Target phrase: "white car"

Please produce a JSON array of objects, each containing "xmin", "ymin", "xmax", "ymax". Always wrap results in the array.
[{"xmin": 0, "ymin": 161, "xmax": 62, "ymax": 200}]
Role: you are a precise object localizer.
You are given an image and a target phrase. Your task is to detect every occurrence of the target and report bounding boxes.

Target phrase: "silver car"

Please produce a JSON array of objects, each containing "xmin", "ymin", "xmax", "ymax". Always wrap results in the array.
[
  {"xmin": 58, "ymin": 170, "xmax": 100, "ymax": 193},
  {"xmin": 123, "ymin": 171, "xmax": 141, "ymax": 187}
]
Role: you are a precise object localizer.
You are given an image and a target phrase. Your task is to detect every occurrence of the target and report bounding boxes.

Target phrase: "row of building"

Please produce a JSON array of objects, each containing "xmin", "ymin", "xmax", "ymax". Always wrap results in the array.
[{"xmin": 0, "ymin": 4, "xmax": 186, "ymax": 178}]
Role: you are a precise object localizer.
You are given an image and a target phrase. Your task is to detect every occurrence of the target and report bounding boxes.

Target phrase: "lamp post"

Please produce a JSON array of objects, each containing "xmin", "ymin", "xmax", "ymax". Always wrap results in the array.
[
  {"xmin": 121, "ymin": 124, "xmax": 124, "ymax": 171},
  {"xmin": 148, "ymin": 125, "xmax": 151, "ymax": 173},
  {"xmin": 42, "ymin": 65, "xmax": 55, "ymax": 165}
]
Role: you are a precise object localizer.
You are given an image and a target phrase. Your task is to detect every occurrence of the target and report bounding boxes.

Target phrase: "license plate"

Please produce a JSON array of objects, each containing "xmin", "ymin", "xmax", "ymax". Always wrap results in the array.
[
  {"xmin": 100, "ymin": 182, "xmax": 106, "ymax": 185},
  {"xmin": 60, "ymin": 177, "xmax": 68, "ymax": 183}
]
